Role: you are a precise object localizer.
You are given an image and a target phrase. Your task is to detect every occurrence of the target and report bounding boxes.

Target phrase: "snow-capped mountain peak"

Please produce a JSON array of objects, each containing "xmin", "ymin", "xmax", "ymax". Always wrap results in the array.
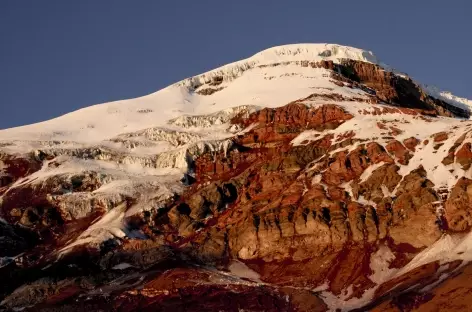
[
  {"xmin": 1, "ymin": 43, "xmax": 470, "ymax": 145},
  {"xmin": 2, "ymin": 43, "xmax": 472, "ymax": 311}
]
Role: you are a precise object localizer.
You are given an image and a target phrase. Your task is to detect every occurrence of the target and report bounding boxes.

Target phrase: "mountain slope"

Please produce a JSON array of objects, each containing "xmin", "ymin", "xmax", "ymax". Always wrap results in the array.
[{"xmin": 1, "ymin": 43, "xmax": 472, "ymax": 311}]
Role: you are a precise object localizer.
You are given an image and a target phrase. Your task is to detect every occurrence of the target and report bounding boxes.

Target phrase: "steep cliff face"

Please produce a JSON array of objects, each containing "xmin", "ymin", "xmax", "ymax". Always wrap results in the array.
[{"xmin": 1, "ymin": 44, "xmax": 472, "ymax": 311}]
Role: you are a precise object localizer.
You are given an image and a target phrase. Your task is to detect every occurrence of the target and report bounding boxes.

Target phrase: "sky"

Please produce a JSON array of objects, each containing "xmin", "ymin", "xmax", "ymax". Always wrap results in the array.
[{"xmin": 0, "ymin": 0, "xmax": 471, "ymax": 129}]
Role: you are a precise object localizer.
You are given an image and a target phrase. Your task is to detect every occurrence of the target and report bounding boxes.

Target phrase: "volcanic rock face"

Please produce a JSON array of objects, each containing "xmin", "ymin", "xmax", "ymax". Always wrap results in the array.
[{"xmin": 1, "ymin": 43, "xmax": 472, "ymax": 311}]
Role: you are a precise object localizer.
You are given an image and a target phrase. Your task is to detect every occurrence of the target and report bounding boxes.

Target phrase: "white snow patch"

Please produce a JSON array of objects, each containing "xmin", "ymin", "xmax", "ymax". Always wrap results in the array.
[
  {"xmin": 312, "ymin": 281, "xmax": 330, "ymax": 292},
  {"xmin": 228, "ymin": 260, "xmax": 262, "ymax": 283},
  {"xmin": 357, "ymin": 195, "xmax": 377, "ymax": 207},
  {"xmin": 312, "ymin": 174, "xmax": 322, "ymax": 185},
  {"xmin": 112, "ymin": 263, "xmax": 134, "ymax": 270},
  {"xmin": 58, "ymin": 202, "xmax": 128, "ymax": 256},
  {"xmin": 359, "ymin": 162, "xmax": 386, "ymax": 183},
  {"xmin": 320, "ymin": 244, "xmax": 397, "ymax": 311},
  {"xmin": 393, "ymin": 232, "xmax": 472, "ymax": 279},
  {"xmin": 291, "ymin": 130, "xmax": 321, "ymax": 146},
  {"xmin": 320, "ymin": 285, "xmax": 377, "ymax": 312},
  {"xmin": 423, "ymin": 84, "xmax": 472, "ymax": 114},
  {"xmin": 396, "ymin": 123, "xmax": 470, "ymax": 191},
  {"xmin": 369, "ymin": 244, "xmax": 398, "ymax": 284}
]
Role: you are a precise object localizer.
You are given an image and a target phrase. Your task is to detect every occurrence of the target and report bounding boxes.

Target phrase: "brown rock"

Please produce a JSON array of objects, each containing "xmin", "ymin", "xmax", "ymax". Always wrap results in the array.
[
  {"xmin": 455, "ymin": 142, "xmax": 472, "ymax": 170},
  {"xmin": 445, "ymin": 178, "xmax": 472, "ymax": 231},
  {"xmin": 403, "ymin": 137, "xmax": 420, "ymax": 151},
  {"xmin": 386, "ymin": 140, "xmax": 412, "ymax": 165},
  {"xmin": 359, "ymin": 164, "xmax": 401, "ymax": 204},
  {"xmin": 433, "ymin": 131, "xmax": 449, "ymax": 142},
  {"xmin": 366, "ymin": 142, "xmax": 394, "ymax": 164}
]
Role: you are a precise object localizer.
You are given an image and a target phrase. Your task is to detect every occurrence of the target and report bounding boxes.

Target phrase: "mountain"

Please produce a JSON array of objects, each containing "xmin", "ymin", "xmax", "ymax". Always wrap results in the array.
[{"xmin": 1, "ymin": 43, "xmax": 472, "ymax": 311}]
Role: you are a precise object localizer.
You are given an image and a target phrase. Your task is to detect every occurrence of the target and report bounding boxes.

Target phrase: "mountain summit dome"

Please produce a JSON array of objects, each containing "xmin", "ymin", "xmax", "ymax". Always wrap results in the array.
[{"xmin": 0, "ymin": 43, "xmax": 470, "ymax": 144}]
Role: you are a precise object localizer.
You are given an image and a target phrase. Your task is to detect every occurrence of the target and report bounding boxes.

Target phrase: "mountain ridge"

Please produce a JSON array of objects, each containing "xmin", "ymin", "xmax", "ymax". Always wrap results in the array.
[{"xmin": 1, "ymin": 43, "xmax": 471, "ymax": 141}]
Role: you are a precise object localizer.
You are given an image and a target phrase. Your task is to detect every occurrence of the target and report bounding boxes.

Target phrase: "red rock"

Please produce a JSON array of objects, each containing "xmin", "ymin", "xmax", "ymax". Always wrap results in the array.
[
  {"xmin": 366, "ymin": 142, "xmax": 394, "ymax": 164},
  {"xmin": 456, "ymin": 143, "xmax": 472, "ymax": 170},
  {"xmin": 386, "ymin": 140, "xmax": 412, "ymax": 165},
  {"xmin": 433, "ymin": 131, "xmax": 449, "ymax": 142},
  {"xmin": 403, "ymin": 137, "xmax": 420, "ymax": 151},
  {"xmin": 377, "ymin": 122, "xmax": 388, "ymax": 130},
  {"xmin": 445, "ymin": 177, "xmax": 472, "ymax": 231},
  {"xmin": 389, "ymin": 126, "xmax": 404, "ymax": 136}
]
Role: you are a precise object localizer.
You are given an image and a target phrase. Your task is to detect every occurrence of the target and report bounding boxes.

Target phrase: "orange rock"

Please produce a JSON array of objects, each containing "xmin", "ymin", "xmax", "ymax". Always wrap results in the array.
[
  {"xmin": 386, "ymin": 140, "xmax": 412, "ymax": 165},
  {"xmin": 456, "ymin": 142, "xmax": 472, "ymax": 170},
  {"xmin": 403, "ymin": 137, "xmax": 420, "ymax": 151},
  {"xmin": 433, "ymin": 131, "xmax": 449, "ymax": 142}
]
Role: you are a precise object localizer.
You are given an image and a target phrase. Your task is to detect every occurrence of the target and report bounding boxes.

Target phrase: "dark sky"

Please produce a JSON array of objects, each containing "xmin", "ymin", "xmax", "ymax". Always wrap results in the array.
[{"xmin": 1, "ymin": 0, "xmax": 470, "ymax": 129}]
